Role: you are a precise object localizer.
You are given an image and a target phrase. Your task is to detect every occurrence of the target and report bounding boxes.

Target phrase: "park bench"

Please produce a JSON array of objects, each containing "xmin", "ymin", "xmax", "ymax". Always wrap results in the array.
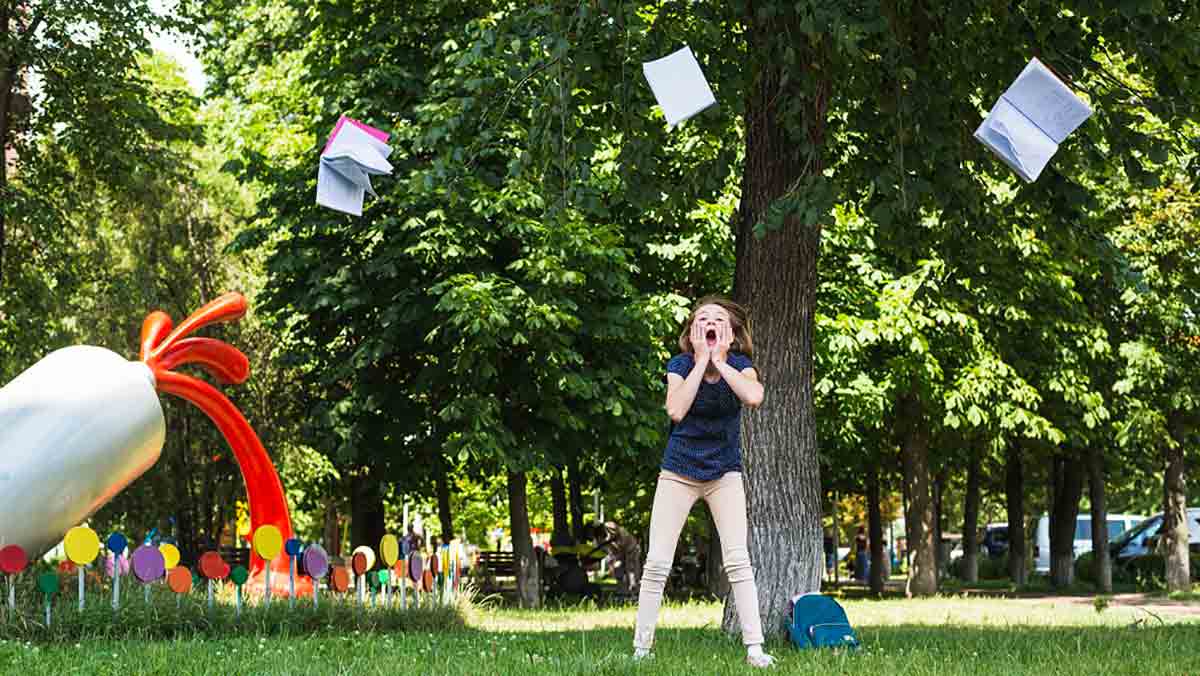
[{"xmin": 476, "ymin": 550, "xmax": 551, "ymax": 593}]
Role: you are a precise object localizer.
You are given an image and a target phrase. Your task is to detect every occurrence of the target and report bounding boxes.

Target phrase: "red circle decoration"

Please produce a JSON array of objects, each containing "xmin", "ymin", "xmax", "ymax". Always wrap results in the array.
[
  {"xmin": 351, "ymin": 551, "xmax": 368, "ymax": 576},
  {"xmin": 422, "ymin": 567, "xmax": 433, "ymax": 592},
  {"xmin": 0, "ymin": 545, "xmax": 28, "ymax": 575},
  {"xmin": 198, "ymin": 551, "xmax": 229, "ymax": 580}
]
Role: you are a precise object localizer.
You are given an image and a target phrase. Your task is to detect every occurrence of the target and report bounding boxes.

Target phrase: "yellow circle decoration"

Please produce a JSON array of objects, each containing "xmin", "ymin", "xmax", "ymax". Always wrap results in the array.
[
  {"xmin": 380, "ymin": 534, "xmax": 399, "ymax": 567},
  {"xmin": 159, "ymin": 543, "xmax": 181, "ymax": 570},
  {"xmin": 64, "ymin": 526, "xmax": 100, "ymax": 565},
  {"xmin": 252, "ymin": 525, "xmax": 283, "ymax": 560}
]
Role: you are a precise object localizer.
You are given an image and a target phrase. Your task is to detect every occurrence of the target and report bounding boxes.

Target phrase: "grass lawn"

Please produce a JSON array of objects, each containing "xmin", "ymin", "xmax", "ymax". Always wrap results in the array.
[{"xmin": 2, "ymin": 594, "xmax": 1199, "ymax": 675}]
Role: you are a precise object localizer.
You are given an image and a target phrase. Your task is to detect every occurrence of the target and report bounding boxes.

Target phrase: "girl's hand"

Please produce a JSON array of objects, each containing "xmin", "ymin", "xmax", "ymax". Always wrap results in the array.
[
  {"xmin": 690, "ymin": 320, "xmax": 711, "ymax": 363},
  {"xmin": 713, "ymin": 322, "xmax": 733, "ymax": 365}
]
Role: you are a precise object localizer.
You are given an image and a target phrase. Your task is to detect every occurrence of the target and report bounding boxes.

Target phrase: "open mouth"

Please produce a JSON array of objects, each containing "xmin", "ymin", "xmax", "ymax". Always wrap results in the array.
[{"xmin": 705, "ymin": 329, "xmax": 717, "ymax": 346}]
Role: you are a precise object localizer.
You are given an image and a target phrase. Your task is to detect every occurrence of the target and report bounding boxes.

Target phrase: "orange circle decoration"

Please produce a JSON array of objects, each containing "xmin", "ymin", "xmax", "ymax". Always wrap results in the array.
[
  {"xmin": 351, "ymin": 552, "xmax": 368, "ymax": 576},
  {"xmin": 167, "ymin": 567, "xmax": 192, "ymax": 594},
  {"xmin": 422, "ymin": 567, "xmax": 433, "ymax": 592},
  {"xmin": 198, "ymin": 551, "xmax": 228, "ymax": 580},
  {"xmin": 331, "ymin": 565, "xmax": 351, "ymax": 593}
]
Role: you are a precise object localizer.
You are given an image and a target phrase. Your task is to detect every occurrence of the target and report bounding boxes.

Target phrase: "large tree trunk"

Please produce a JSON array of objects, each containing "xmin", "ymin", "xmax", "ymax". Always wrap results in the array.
[
  {"xmin": 0, "ymin": 5, "xmax": 12, "ymax": 284},
  {"xmin": 1049, "ymin": 454, "xmax": 1084, "ymax": 588},
  {"xmin": 567, "ymin": 457, "xmax": 586, "ymax": 543},
  {"xmin": 932, "ymin": 470, "xmax": 945, "ymax": 579},
  {"xmin": 832, "ymin": 491, "xmax": 841, "ymax": 585},
  {"xmin": 350, "ymin": 476, "xmax": 386, "ymax": 553},
  {"xmin": 867, "ymin": 466, "xmax": 885, "ymax": 595},
  {"xmin": 434, "ymin": 456, "xmax": 455, "ymax": 543},
  {"xmin": 1006, "ymin": 443, "xmax": 1027, "ymax": 584},
  {"xmin": 1164, "ymin": 417, "xmax": 1191, "ymax": 593},
  {"xmin": 549, "ymin": 467, "xmax": 571, "ymax": 543},
  {"xmin": 1088, "ymin": 449, "xmax": 1112, "ymax": 593},
  {"xmin": 322, "ymin": 495, "xmax": 342, "ymax": 557},
  {"xmin": 899, "ymin": 391, "xmax": 936, "ymax": 596},
  {"xmin": 724, "ymin": 4, "xmax": 830, "ymax": 640},
  {"xmin": 961, "ymin": 447, "xmax": 982, "ymax": 583},
  {"xmin": 507, "ymin": 471, "xmax": 541, "ymax": 608},
  {"xmin": 706, "ymin": 508, "xmax": 730, "ymax": 597}
]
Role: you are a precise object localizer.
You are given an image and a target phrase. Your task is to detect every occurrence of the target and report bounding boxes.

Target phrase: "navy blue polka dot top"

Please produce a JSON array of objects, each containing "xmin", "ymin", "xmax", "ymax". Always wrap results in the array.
[{"xmin": 662, "ymin": 351, "xmax": 754, "ymax": 481}]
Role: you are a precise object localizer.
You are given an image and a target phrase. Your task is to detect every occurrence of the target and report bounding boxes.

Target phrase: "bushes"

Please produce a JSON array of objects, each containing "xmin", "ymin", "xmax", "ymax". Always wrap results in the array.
[{"xmin": 948, "ymin": 554, "xmax": 1009, "ymax": 581}]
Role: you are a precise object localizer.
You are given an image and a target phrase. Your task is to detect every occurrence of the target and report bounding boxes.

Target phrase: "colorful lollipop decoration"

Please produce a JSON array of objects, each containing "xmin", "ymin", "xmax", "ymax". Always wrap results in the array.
[
  {"xmin": 380, "ymin": 534, "xmax": 399, "ymax": 607},
  {"xmin": 285, "ymin": 538, "xmax": 303, "ymax": 608},
  {"xmin": 409, "ymin": 551, "xmax": 423, "ymax": 608},
  {"xmin": 230, "ymin": 565, "xmax": 249, "ymax": 618},
  {"xmin": 0, "ymin": 544, "xmax": 28, "ymax": 611},
  {"xmin": 131, "ymin": 544, "xmax": 166, "ymax": 604},
  {"xmin": 64, "ymin": 525, "xmax": 100, "ymax": 611},
  {"xmin": 300, "ymin": 543, "xmax": 329, "ymax": 609},
  {"xmin": 330, "ymin": 564, "xmax": 351, "ymax": 601},
  {"xmin": 352, "ymin": 546, "xmax": 374, "ymax": 605},
  {"xmin": 167, "ymin": 566, "xmax": 192, "ymax": 608},
  {"xmin": 252, "ymin": 525, "xmax": 283, "ymax": 606},
  {"xmin": 199, "ymin": 551, "xmax": 230, "ymax": 611},
  {"xmin": 36, "ymin": 572, "xmax": 58, "ymax": 627},
  {"xmin": 106, "ymin": 533, "xmax": 128, "ymax": 610}
]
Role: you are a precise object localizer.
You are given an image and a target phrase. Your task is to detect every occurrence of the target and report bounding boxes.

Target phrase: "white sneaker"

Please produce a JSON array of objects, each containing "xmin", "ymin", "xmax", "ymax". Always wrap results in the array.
[{"xmin": 746, "ymin": 652, "xmax": 776, "ymax": 668}]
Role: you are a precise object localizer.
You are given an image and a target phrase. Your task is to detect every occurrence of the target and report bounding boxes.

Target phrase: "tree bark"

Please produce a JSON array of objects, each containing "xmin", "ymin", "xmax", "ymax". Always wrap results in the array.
[
  {"xmin": 899, "ymin": 390, "xmax": 936, "ymax": 596},
  {"xmin": 1006, "ymin": 443, "xmax": 1027, "ymax": 584},
  {"xmin": 434, "ymin": 455, "xmax": 455, "ymax": 542},
  {"xmin": 1164, "ymin": 416, "xmax": 1190, "ymax": 593},
  {"xmin": 350, "ymin": 476, "xmax": 386, "ymax": 553},
  {"xmin": 507, "ymin": 471, "xmax": 541, "ymax": 608},
  {"xmin": 1, "ymin": 5, "xmax": 12, "ymax": 285},
  {"xmin": 322, "ymin": 494, "xmax": 342, "ymax": 557},
  {"xmin": 1088, "ymin": 449, "xmax": 1112, "ymax": 593},
  {"xmin": 933, "ymin": 470, "xmax": 944, "ymax": 579},
  {"xmin": 567, "ymin": 457, "xmax": 586, "ymax": 543},
  {"xmin": 549, "ymin": 467, "xmax": 571, "ymax": 543},
  {"xmin": 961, "ymin": 447, "xmax": 981, "ymax": 583},
  {"xmin": 867, "ymin": 466, "xmax": 885, "ymax": 595},
  {"xmin": 1049, "ymin": 454, "xmax": 1084, "ymax": 588},
  {"xmin": 723, "ymin": 4, "xmax": 830, "ymax": 640}
]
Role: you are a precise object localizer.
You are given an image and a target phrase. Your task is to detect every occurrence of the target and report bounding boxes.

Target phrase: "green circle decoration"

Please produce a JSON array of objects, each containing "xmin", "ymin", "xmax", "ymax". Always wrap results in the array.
[
  {"xmin": 37, "ymin": 572, "xmax": 59, "ymax": 595},
  {"xmin": 230, "ymin": 565, "xmax": 249, "ymax": 586}
]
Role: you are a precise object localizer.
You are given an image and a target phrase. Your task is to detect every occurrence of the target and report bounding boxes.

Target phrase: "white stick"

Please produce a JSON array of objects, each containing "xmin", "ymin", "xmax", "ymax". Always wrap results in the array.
[
  {"xmin": 265, "ymin": 564, "xmax": 272, "ymax": 607},
  {"xmin": 9, "ymin": 576, "xmax": 15, "ymax": 611},
  {"xmin": 236, "ymin": 585, "xmax": 242, "ymax": 619},
  {"xmin": 144, "ymin": 584, "xmax": 150, "ymax": 604},
  {"xmin": 314, "ymin": 579, "xmax": 319, "ymax": 610},
  {"xmin": 78, "ymin": 566, "xmax": 84, "ymax": 612},
  {"xmin": 45, "ymin": 598, "xmax": 50, "ymax": 628},
  {"xmin": 357, "ymin": 574, "xmax": 365, "ymax": 605},
  {"xmin": 401, "ymin": 577, "xmax": 407, "ymax": 610},
  {"xmin": 207, "ymin": 579, "xmax": 214, "ymax": 611},
  {"xmin": 289, "ymin": 557, "xmax": 296, "ymax": 609},
  {"xmin": 112, "ymin": 558, "xmax": 120, "ymax": 611}
]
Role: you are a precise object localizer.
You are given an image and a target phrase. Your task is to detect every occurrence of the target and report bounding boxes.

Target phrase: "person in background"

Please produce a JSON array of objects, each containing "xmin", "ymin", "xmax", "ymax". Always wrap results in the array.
[
  {"xmin": 587, "ymin": 521, "xmax": 642, "ymax": 595},
  {"xmin": 823, "ymin": 527, "xmax": 836, "ymax": 581},
  {"xmin": 854, "ymin": 526, "xmax": 869, "ymax": 581}
]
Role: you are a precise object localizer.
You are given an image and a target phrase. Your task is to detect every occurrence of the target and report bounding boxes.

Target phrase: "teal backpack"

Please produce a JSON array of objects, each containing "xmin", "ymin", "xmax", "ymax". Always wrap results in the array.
[{"xmin": 787, "ymin": 593, "xmax": 861, "ymax": 650}]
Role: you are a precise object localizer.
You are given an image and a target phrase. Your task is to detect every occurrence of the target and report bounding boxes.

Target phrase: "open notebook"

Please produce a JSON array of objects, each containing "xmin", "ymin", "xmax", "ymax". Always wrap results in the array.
[
  {"xmin": 974, "ymin": 58, "xmax": 1092, "ymax": 182},
  {"xmin": 317, "ymin": 117, "xmax": 393, "ymax": 216}
]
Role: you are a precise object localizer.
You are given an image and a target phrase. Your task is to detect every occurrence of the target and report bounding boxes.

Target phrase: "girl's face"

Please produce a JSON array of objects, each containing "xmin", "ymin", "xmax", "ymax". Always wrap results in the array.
[{"xmin": 692, "ymin": 304, "xmax": 732, "ymax": 350}]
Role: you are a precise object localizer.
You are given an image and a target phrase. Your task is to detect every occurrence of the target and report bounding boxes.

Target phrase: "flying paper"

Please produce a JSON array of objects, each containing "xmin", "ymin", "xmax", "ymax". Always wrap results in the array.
[
  {"xmin": 642, "ymin": 46, "xmax": 717, "ymax": 129},
  {"xmin": 974, "ymin": 58, "xmax": 1092, "ymax": 182},
  {"xmin": 317, "ymin": 116, "xmax": 393, "ymax": 216}
]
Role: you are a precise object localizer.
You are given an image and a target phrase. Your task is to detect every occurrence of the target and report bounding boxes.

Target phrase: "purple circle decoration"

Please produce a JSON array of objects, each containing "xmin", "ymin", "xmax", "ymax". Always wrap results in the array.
[
  {"xmin": 408, "ymin": 553, "xmax": 423, "ymax": 583},
  {"xmin": 302, "ymin": 544, "xmax": 329, "ymax": 580},
  {"xmin": 131, "ymin": 545, "xmax": 165, "ymax": 583}
]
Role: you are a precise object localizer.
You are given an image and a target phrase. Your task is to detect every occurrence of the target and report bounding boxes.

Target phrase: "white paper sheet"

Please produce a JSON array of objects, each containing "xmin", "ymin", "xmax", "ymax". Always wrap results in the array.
[{"xmin": 642, "ymin": 45, "xmax": 717, "ymax": 129}]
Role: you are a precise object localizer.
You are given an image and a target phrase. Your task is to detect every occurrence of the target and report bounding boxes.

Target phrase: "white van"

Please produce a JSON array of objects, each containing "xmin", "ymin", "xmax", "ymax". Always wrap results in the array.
[{"xmin": 1033, "ymin": 513, "xmax": 1146, "ymax": 574}]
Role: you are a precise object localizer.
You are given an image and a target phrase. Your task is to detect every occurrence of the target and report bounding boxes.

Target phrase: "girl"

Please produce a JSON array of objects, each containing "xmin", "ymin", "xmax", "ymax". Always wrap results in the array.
[{"xmin": 633, "ymin": 296, "xmax": 774, "ymax": 668}]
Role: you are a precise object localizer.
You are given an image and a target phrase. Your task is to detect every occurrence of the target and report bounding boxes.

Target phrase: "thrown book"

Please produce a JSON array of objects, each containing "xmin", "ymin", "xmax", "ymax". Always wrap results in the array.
[
  {"xmin": 974, "ymin": 58, "xmax": 1093, "ymax": 182},
  {"xmin": 317, "ymin": 116, "xmax": 393, "ymax": 216},
  {"xmin": 642, "ymin": 45, "xmax": 717, "ymax": 129}
]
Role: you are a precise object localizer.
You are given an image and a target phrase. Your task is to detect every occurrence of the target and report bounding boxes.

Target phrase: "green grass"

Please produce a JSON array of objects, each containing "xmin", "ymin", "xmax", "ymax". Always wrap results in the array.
[{"xmin": 2, "ymin": 594, "xmax": 1199, "ymax": 674}]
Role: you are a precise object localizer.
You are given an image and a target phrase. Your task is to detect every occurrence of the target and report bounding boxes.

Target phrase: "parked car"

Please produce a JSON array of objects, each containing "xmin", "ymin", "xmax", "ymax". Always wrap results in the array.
[
  {"xmin": 980, "ymin": 523, "xmax": 1008, "ymax": 559},
  {"xmin": 1034, "ymin": 513, "xmax": 1146, "ymax": 573},
  {"xmin": 1109, "ymin": 508, "xmax": 1200, "ymax": 562}
]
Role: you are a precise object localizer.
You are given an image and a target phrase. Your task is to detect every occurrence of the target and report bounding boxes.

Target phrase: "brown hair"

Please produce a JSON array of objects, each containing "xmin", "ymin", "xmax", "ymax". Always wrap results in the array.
[{"xmin": 677, "ymin": 295, "xmax": 754, "ymax": 356}]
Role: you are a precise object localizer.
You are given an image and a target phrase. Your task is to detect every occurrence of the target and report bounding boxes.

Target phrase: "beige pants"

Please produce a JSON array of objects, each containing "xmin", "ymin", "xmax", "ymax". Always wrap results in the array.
[{"xmin": 634, "ymin": 470, "xmax": 764, "ymax": 649}]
